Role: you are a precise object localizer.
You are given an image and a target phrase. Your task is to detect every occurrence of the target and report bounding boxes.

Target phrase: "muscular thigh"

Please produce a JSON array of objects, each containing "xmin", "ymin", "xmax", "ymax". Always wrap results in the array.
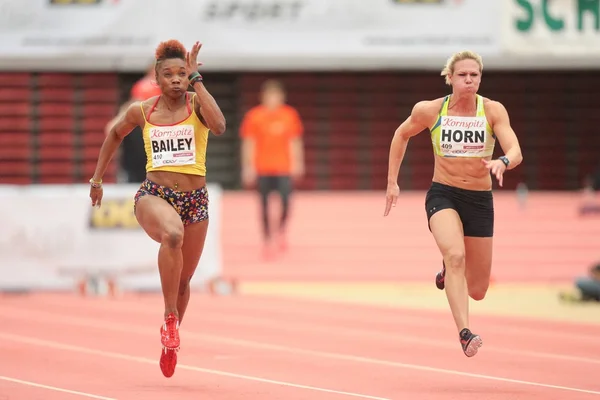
[
  {"xmin": 181, "ymin": 220, "xmax": 209, "ymax": 280},
  {"xmin": 464, "ymin": 236, "xmax": 493, "ymax": 287},
  {"xmin": 429, "ymin": 208, "xmax": 465, "ymax": 257},
  {"xmin": 135, "ymin": 195, "xmax": 183, "ymax": 243}
]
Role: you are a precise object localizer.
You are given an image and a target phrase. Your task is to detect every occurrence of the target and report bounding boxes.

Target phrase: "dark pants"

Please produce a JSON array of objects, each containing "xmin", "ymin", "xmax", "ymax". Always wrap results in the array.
[
  {"xmin": 257, "ymin": 175, "xmax": 292, "ymax": 240},
  {"xmin": 121, "ymin": 127, "xmax": 147, "ymax": 183}
]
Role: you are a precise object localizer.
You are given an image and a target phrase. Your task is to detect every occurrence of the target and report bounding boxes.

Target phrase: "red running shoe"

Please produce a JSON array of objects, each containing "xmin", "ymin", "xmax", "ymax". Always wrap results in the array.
[
  {"xmin": 435, "ymin": 261, "xmax": 446, "ymax": 290},
  {"xmin": 159, "ymin": 313, "xmax": 180, "ymax": 378},
  {"xmin": 160, "ymin": 313, "xmax": 180, "ymax": 350},
  {"xmin": 159, "ymin": 347, "xmax": 178, "ymax": 378}
]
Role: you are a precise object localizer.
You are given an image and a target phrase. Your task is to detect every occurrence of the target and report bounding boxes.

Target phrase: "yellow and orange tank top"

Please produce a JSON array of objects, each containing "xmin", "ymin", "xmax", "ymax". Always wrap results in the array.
[
  {"xmin": 429, "ymin": 95, "xmax": 495, "ymax": 158},
  {"xmin": 140, "ymin": 93, "xmax": 209, "ymax": 176}
]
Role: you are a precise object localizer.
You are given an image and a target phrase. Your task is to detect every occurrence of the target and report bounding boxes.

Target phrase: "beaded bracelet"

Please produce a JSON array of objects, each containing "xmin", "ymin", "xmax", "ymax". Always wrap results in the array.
[{"xmin": 188, "ymin": 71, "xmax": 203, "ymax": 86}]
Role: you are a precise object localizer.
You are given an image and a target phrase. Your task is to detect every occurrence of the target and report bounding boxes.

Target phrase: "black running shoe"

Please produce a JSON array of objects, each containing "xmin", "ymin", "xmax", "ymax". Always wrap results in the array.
[
  {"xmin": 459, "ymin": 328, "xmax": 483, "ymax": 357},
  {"xmin": 435, "ymin": 261, "xmax": 446, "ymax": 290}
]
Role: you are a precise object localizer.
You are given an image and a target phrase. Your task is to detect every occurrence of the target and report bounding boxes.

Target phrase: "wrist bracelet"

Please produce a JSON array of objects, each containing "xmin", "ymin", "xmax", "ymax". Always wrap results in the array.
[
  {"xmin": 188, "ymin": 71, "xmax": 203, "ymax": 86},
  {"xmin": 499, "ymin": 156, "xmax": 510, "ymax": 167},
  {"xmin": 89, "ymin": 178, "xmax": 102, "ymax": 188}
]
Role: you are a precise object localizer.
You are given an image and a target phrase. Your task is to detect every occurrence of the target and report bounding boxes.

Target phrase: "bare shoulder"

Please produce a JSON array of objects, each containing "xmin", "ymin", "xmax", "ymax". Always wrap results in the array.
[
  {"xmin": 188, "ymin": 92, "xmax": 208, "ymax": 125},
  {"xmin": 482, "ymin": 97, "xmax": 510, "ymax": 122},
  {"xmin": 139, "ymin": 96, "xmax": 159, "ymax": 115},
  {"xmin": 188, "ymin": 91, "xmax": 201, "ymax": 112},
  {"xmin": 482, "ymin": 97, "xmax": 508, "ymax": 112},
  {"xmin": 187, "ymin": 91, "xmax": 198, "ymax": 102},
  {"xmin": 124, "ymin": 99, "xmax": 145, "ymax": 125},
  {"xmin": 412, "ymin": 97, "xmax": 445, "ymax": 125}
]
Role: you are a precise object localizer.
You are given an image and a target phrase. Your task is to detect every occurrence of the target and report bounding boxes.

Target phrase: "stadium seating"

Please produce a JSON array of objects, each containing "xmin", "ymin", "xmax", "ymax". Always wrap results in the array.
[
  {"xmin": 0, "ymin": 72, "xmax": 119, "ymax": 184},
  {"xmin": 0, "ymin": 71, "xmax": 598, "ymax": 190}
]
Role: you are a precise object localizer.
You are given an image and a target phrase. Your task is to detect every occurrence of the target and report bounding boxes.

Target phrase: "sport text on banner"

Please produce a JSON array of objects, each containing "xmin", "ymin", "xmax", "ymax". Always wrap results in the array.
[{"xmin": 0, "ymin": 0, "xmax": 501, "ymax": 71}]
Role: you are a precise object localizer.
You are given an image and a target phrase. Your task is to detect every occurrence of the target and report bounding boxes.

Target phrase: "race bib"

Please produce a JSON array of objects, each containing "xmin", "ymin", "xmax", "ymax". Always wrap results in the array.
[
  {"xmin": 149, "ymin": 125, "xmax": 196, "ymax": 168},
  {"xmin": 439, "ymin": 116, "xmax": 488, "ymax": 157}
]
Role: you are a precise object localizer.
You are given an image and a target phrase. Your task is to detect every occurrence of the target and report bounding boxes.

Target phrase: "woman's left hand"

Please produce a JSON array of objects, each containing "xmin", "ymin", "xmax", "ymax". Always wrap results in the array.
[
  {"xmin": 482, "ymin": 159, "xmax": 507, "ymax": 187},
  {"xmin": 185, "ymin": 41, "xmax": 203, "ymax": 76}
]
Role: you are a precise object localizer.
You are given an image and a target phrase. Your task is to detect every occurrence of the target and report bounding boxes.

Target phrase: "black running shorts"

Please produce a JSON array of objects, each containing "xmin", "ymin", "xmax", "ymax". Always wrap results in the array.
[{"xmin": 425, "ymin": 182, "xmax": 494, "ymax": 238}]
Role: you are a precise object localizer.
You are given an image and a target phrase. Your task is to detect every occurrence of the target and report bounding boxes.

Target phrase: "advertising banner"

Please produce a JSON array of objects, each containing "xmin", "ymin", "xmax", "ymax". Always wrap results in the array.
[
  {"xmin": 501, "ymin": 0, "xmax": 600, "ymax": 67},
  {"xmin": 0, "ymin": 183, "xmax": 223, "ymax": 293},
  {"xmin": 0, "ymin": 0, "xmax": 501, "ymax": 71}
]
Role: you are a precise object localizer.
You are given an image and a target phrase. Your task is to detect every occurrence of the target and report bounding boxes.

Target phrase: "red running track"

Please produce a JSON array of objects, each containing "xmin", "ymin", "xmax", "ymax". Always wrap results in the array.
[
  {"xmin": 221, "ymin": 191, "xmax": 600, "ymax": 283},
  {"xmin": 0, "ymin": 292, "xmax": 599, "ymax": 400}
]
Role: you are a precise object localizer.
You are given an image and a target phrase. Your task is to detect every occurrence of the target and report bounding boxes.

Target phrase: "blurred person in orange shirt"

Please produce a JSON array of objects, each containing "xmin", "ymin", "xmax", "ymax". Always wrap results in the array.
[
  {"xmin": 240, "ymin": 80, "xmax": 305, "ymax": 259},
  {"xmin": 105, "ymin": 64, "xmax": 162, "ymax": 183}
]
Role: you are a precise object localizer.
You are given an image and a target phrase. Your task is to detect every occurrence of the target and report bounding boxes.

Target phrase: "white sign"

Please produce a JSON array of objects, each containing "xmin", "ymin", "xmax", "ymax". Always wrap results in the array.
[
  {"xmin": 502, "ymin": 0, "xmax": 600, "ymax": 64},
  {"xmin": 0, "ymin": 183, "xmax": 223, "ymax": 292},
  {"xmin": 0, "ymin": 0, "xmax": 501, "ymax": 71}
]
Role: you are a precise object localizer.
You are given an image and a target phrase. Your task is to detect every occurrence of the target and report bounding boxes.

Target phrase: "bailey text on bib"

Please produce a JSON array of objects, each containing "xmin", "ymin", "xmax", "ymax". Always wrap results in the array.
[{"xmin": 149, "ymin": 125, "xmax": 196, "ymax": 167}]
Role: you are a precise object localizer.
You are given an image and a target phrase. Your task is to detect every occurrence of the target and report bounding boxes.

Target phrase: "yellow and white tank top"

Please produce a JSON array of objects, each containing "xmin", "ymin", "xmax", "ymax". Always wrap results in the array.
[
  {"xmin": 141, "ymin": 93, "xmax": 209, "ymax": 176},
  {"xmin": 429, "ymin": 95, "xmax": 495, "ymax": 158}
]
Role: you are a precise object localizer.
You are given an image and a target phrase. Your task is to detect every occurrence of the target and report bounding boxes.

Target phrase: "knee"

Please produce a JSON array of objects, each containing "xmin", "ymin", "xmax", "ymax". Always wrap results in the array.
[
  {"xmin": 444, "ymin": 250, "xmax": 466, "ymax": 271},
  {"xmin": 469, "ymin": 286, "xmax": 488, "ymax": 301},
  {"xmin": 161, "ymin": 227, "xmax": 184, "ymax": 249}
]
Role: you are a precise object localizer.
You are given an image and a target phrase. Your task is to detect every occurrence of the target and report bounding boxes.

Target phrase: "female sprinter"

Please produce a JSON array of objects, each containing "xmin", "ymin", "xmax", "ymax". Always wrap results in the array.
[
  {"xmin": 89, "ymin": 40, "xmax": 226, "ymax": 377},
  {"xmin": 383, "ymin": 51, "xmax": 523, "ymax": 357}
]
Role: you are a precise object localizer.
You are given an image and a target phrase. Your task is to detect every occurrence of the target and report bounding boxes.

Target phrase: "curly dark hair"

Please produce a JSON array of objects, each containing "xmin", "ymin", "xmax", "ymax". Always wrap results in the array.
[{"xmin": 155, "ymin": 39, "xmax": 186, "ymax": 62}]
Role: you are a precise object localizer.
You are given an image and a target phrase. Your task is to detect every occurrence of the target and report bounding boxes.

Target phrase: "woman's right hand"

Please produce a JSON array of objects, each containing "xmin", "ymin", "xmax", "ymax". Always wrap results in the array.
[
  {"xmin": 384, "ymin": 182, "xmax": 399, "ymax": 216},
  {"xmin": 90, "ymin": 182, "xmax": 103, "ymax": 208}
]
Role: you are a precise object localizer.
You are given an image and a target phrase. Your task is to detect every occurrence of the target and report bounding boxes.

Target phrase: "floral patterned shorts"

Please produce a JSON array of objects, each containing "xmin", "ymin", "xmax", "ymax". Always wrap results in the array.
[{"xmin": 134, "ymin": 179, "xmax": 209, "ymax": 226}]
